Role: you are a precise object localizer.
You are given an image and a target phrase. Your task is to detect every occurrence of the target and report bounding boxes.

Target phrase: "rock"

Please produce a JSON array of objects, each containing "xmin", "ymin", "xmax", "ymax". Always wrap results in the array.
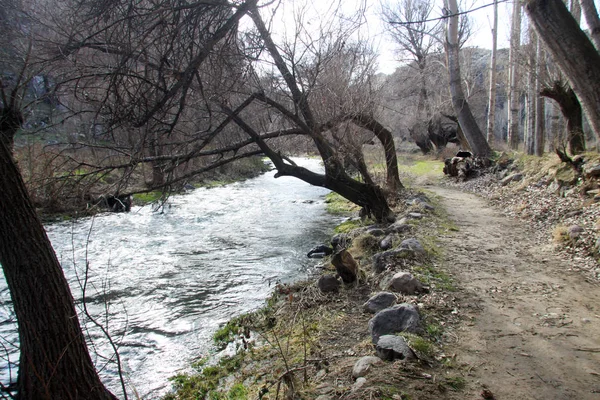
[
  {"xmin": 379, "ymin": 234, "xmax": 394, "ymax": 250},
  {"xmin": 385, "ymin": 272, "xmax": 424, "ymax": 295},
  {"xmin": 568, "ymin": 225, "xmax": 584, "ymax": 239},
  {"xmin": 307, "ymin": 244, "xmax": 334, "ymax": 258},
  {"xmin": 366, "ymin": 227, "xmax": 386, "ymax": 237},
  {"xmin": 554, "ymin": 165, "xmax": 579, "ymax": 187},
  {"xmin": 352, "ymin": 377, "xmax": 367, "ymax": 391},
  {"xmin": 331, "ymin": 233, "xmax": 350, "ymax": 250},
  {"xmin": 317, "ymin": 274, "xmax": 340, "ymax": 293},
  {"xmin": 363, "ymin": 292, "xmax": 397, "ymax": 314},
  {"xmin": 387, "ymin": 219, "xmax": 412, "ymax": 234},
  {"xmin": 315, "ymin": 396, "xmax": 332, "ymax": 400},
  {"xmin": 331, "ymin": 249, "xmax": 359, "ymax": 284},
  {"xmin": 585, "ymin": 164, "xmax": 600, "ymax": 179},
  {"xmin": 368, "ymin": 303, "xmax": 422, "ymax": 343},
  {"xmin": 398, "ymin": 238, "xmax": 426, "ymax": 256},
  {"xmin": 501, "ymin": 173, "xmax": 523, "ymax": 186},
  {"xmin": 375, "ymin": 335, "xmax": 417, "ymax": 361},
  {"xmin": 406, "ymin": 212, "xmax": 423, "ymax": 219},
  {"xmin": 352, "ymin": 356, "xmax": 382, "ymax": 378},
  {"xmin": 372, "ymin": 249, "xmax": 402, "ymax": 273}
]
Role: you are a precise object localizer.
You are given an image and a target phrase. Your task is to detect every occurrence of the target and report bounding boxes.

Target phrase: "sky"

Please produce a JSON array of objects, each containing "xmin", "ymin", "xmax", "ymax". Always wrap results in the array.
[{"xmin": 262, "ymin": 0, "xmax": 514, "ymax": 75}]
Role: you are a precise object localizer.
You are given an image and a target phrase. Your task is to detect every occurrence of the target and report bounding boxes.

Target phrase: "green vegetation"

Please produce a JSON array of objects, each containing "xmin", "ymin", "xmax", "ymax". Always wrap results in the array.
[
  {"xmin": 334, "ymin": 219, "xmax": 362, "ymax": 233},
  {"xmin": 444, "ymin": 376, "xmax": 466, "ymax": 391},
  {"xmin": 164, "ymin": 353, "xmax": 248, "ymax": 400},
  {"xmin": 324, "ymin": 192, "xmax": 359, "ymax": 215},
  {"xmin": 133, "ymin": 191, "xmax": 164, "ymax": 204}
]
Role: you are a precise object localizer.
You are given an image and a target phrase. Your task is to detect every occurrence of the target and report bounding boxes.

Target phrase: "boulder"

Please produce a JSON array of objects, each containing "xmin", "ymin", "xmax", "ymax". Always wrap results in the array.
[
  {"xmin": 585, "ymin": 164, "xmax": 600, "ymax": 179},
  {"xmin": 379, "ymin": 234, "xmax": 394, "ymax": 250},
  {"xmin": 398, "ymin": 238, "xmax": 426, "ymax": 256},
  {"xmin": 331, "ymin": 233, "xmax": 350, "ymax": 250},
  {"xmin": 385, "ymin": 272, "xmax": 424, "ymax": 295},
  {"xmin": 352, "ymin": 377, "xmax": 367, "ymax": 392},
  {"xmin": 375, "ymin": 335, "xmax": 417, "ymax": 361},
  {"xmin": 387, "ymin": 218, "xmax": 411, "ymax": 234},
  {"xmin": 307, "ymin": 244, "xmax": 334, "ymax": 258},
  {"xmin": 501, "ymin": 173, "xmax": 523, "ymax": 186},
  {"xmin": 331, "ymin": 249, "xmax": 359, "ymax": 284},
  {"xmin": 406, "ymin": 212, "xmax": 423, "ymax": 219},
  {"xmin": 363, "ymin": 292, "xmax": 397, "ymax": 314},
  {"xmin": 372, "ymin": 249, "xmax": 402, "ymax": 273},
  {"xmin": 368, "ymin": 303, "xmax": 422, "ymax": 343},
  {"xmin": 568, "ymin": 225, "xmax": 584, "ymax": 240},
  {"xmin": 352, "ymin": 356, "xmax": 382, "ymax": 378},
  {"xmin": 317, "ymin": 274, "xmax": 340, "ymax": 293},
  {"xmin": 366, "ymin": 227, "xmax": 386, "ymax": 237}
]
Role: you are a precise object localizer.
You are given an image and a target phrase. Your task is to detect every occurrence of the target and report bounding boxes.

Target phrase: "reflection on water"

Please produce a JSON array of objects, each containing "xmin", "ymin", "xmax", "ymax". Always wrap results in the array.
[{"xmin": 0, "ymin": 158, "xmax": 339, "ymax": 398}]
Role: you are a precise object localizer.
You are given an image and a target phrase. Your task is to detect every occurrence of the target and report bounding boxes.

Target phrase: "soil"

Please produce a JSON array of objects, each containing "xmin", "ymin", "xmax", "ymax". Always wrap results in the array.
[{"xmin": 429, "ymin": 185, "xmax": 600, "ymax": 400}]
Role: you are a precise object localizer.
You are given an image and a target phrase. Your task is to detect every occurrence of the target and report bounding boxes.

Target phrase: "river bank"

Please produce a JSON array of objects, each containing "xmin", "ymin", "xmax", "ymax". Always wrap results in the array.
[
  {"xmin": 163, "ymin": 181, "xmax": 469, "ymax": 400},
  {"xmin": 163, "ymin": 152, "xmax": 600, "ymax": 400}
]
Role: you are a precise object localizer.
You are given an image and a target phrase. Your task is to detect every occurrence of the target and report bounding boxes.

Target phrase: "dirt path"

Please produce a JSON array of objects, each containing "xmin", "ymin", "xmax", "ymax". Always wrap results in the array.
[{"xmin": 429, "ymin": 185, "xmax": 600, "ymax": 400}]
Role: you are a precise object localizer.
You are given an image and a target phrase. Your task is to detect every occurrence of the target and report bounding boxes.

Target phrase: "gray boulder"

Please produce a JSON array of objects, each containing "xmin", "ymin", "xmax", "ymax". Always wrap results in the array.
[
  {"xmin": 352, "ymin": 356, "xmax": 382, "ymax": 378},
  {"xmin": 372, "ymin": 249, "xmax": 402, "ymax": 273},
  {"xmin": 387, "ymin": 222, "xmax": 412, "ymax": 234},
  {"xmin": 317, "ymin": 274, "xmax": 340, "ymax": 293},
  {"xmin": 375, "ymin": 335, "xmax": 416, "ymax": 361},
  {"xmin": 368, "ymin": 303, "xmax": 422, "ymax": 343},
  {"xmin": 501, "ymin": 173, "xmax": 523, "ymax": 186},
  {"xmin": 385, "ymin": 272, "xmax": 424, "ymax": 295},
  {"xmin": 363, "ymin": 292, "xmax": 396, "ymax": 314},
  {"xmin": 379, "ymin": 234, "xmax": 394, "ymax": 250},
  {"xmin": 406, "ymin": 212, "xmax": 423, "ymax": 219},
  {"xmin": 568, "ymin": 225, "xmax": 584, "ymax": 240},
  {"xmin": 398, "ymin": 238, "xmax": 426, "ymax": 256},
  {"xmin": 366, "ymin": 227, "xmax": 386, "ymax": 237}
]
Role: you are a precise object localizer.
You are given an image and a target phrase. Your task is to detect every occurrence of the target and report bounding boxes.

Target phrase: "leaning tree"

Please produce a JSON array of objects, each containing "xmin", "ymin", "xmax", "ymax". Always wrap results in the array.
[{"xmin": 51, "ymin": 0, "xmax": 403, "ymax": 221}]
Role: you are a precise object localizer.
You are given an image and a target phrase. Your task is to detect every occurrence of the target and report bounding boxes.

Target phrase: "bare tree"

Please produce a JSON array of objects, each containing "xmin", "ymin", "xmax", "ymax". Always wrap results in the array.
[
  {"xmin": 486, "ymin": 0, "xmax": 499, "ymax": 145},
  {"xmin": 581, "ymin": 0, "xmax": 600, "ymax": 50},
  {"xmin": 507, "ymin": 0, "xmax": 522, "ymax": 150},
  {"xmin": 525, "ymin": 0, "xmax": 600, "ymax": 146},
  {"xmin": 444, "ymin": 0, "xmax": 491, "ymax": 156}
]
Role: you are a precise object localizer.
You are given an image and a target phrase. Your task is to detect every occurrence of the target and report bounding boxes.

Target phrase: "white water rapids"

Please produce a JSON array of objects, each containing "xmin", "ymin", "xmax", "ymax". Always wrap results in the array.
[{"xmin": 0, "ymin": 158, "xmax": 340, "ymax": 398}]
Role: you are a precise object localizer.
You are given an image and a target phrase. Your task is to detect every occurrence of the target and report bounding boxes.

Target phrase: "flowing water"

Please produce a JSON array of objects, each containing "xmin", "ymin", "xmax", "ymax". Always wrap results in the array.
[{"xmin": 0, "ymin": 158, "xmax": 339, "ymax": 398}]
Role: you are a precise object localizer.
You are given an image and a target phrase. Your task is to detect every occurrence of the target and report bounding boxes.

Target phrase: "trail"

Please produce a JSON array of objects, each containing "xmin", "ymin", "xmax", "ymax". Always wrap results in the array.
[{"xmin": 429, "ymin": 185, "xmax": 600, "ymax": 400}]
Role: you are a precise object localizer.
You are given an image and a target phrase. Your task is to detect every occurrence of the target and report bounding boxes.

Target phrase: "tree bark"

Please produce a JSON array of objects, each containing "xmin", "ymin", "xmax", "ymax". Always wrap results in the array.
[
  {"xmin": 534, "ymin": 39, "xmax": 546, "ymax": 156},
  {"xmin": 0, "ymin": 140, "xmax": 116, "ymax": 399},
  {"xmin": 581, "ymin": 0, "xmax": 600, "ymax": 50},
  {"xmin": 525, "ymin": 0, "xmax": 600, "ymax": 144},
  {"xmin": 525, "ymin": 32, "xmax": 536, "ymax": 155},
  {"xmin": 507, "ymin": 0, "xmax": 522, "ymax": 150},
  {"xmin": 540, "ymin": 81, "xmax": 585, "ymax": 154},
  {"xmin": 486, "ymin": 0, "xmax": 499, "ymax": 145},
  {"xmin": 445, "ymin": 0, "xmax": 492, "ymax": 157}
]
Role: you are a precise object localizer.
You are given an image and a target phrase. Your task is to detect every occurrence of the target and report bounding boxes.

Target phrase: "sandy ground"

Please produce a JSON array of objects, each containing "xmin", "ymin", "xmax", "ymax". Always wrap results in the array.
[{"xmin": 429, "ymin": 185, "xmax": 600, "ymax": 400}]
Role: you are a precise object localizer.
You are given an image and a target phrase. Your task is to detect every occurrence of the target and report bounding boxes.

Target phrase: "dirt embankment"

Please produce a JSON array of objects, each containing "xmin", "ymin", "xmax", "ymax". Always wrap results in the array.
[{"xmin": 430, "ymin": 185, "xmax": 600, "ymax": 400}]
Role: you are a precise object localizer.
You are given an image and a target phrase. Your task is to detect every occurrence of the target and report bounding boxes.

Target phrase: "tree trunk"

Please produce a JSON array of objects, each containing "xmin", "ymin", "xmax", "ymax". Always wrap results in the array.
[
  {"xmin": 534, "ymin": 40, "xmax": 546, "ymax": 156},
  {"xmin": 581, "ymin": 0, "xmax": 600, "ymax": 50},
  {"xmin": 525, "ymin": 32, "xmax": 536, "ymax": 155},
  {"xmin": 540, "ymin": 81, "xmax": 585, "ymax": 154},
  {"xmin": 0, "ymin": 141, "xmax": 116, "ymax": 399},
  {"xmin": 486, "ymin": 0, "xmax": 499, "ymax": 145},
  {"xmin": 525, "ymin": 0, "xmax": 600, "ymax": 144},
  {"xmin": 507, "ymin": 0, "xmax": 522, "ymax": 150},
  {"xmin": 347, "ymin": 114, "xmax": 403, "ymax": 193},
  {"xmin": 445, "ymin": 0, "xmax": 492, "ymax": 157}
]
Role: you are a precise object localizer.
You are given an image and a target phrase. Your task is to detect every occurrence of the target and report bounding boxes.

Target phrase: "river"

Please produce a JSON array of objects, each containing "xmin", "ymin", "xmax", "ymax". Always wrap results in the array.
[{"xmin": 0, "ymin": 158, "xmax": 339, "ymax": 398}]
